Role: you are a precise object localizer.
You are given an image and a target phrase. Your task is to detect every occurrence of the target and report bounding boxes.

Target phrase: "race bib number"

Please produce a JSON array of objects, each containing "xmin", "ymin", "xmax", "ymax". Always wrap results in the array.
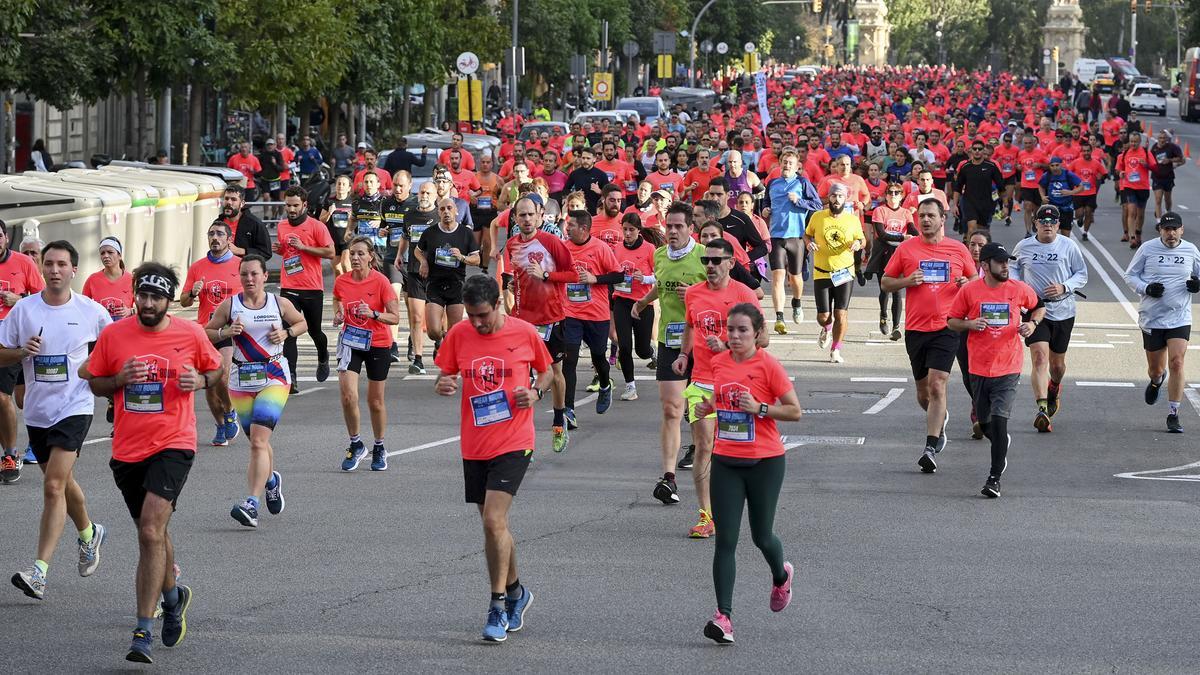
[
  {"xmin": 536, "ymin": 323, "xmax": 554, "ymax": 342},
  {"xmin": 124, "ymin": 382, "xmax": 164, "ymax": 413},
  {"xmin": 409, "ymin": 223, "xmax": 430, "ymax": 241},
  {"xmin": 716, "ymin": 410, "xmax": 755, "ymax": 442},
  {"xmin": 471, "ymin": 390, "xmax": 513, "ymax": 427},
  {"xmin": 269, "ymin": 180, "xmax": 281, "ymax": 192},
  {"xmin": 435, "ymin": 246, "xmax": 459, "ymax": 268},
  {"xmin": 342, "ymin": 325, "xmax": 371, "ymax": 351},
  {"xmin": 614, "ymin": 275, "xmax": 633, "ymax": 294},
  {"xmin": 237, "ymin": 362, "xmax": 267, "ymax": 388},
  {"xmin": 1024, "ymin": 170, "xmax": 1036, "ymax": 182},
  {"xmin": 1082, "ymin": 181, "xmax": 1092, "ymax": 190},
  {"xmin": 1128, "ymin": 171, "xmax": 1141, "ymax": 183},
  {"xmin": 283, "ymin": 255, "xmax": 304, "ymax": 276},
  {"xmin": 660, "ymin": 182, "xmax": 673, "ymax": 192},
  {"xmin": 32, "ymin": 354, "xmax": 68, "ymax": 383},
  {"xmin": 357, "ymin": 220, "xmax": 379, "ymax": 237},
  {"xmin": 919, "ymin": 260, "xmax": 950, "ymax": 283},
  {"xmin": 981, "ymin": 302, "xmax": 1010, "ymax": 327},
  {"xmin": 566, "ymin": 283, "xmax": 591, "ymax": 303},
  {"xmin": 830, "ymin": 266, "xmax": 853, "ymax": 287},
  {"xmin": 478, "ymin": 196, "xmax": 493, "ymax": 209},
  {"xmin": 1002, "ymin": 163, "xmax": 1014, "ymax": 173},
  {"xmin": 332, "ymin": 211, "xmax": 349, "ymax": 225},
  {"xmin": 665, "ymin": 321, "xmax": 685, "ymax": 349},
  {"xmin": 388, "ymin": 227, "xmax": 405, "ymax": 247},
  {"xmin": 625, "ymin": 180, "xmax": 637, "ymax": 193}
]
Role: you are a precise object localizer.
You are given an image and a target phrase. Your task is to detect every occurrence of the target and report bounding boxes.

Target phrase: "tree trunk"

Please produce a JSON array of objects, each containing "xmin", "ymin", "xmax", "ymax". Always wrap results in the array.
[
  {"xmin": 401, "ymin": 84, "xmax": 411, "ymax": 135},
  {"xmin": 187, "ymin": 83, "xmax": 205, "ymax": 165},
  {"xmin": 421, "ymin": 85, "xmax": 433, "ymax": 130},
  {"xmin": 296, "ymin": 100, "xmax": 312, "ymax": 142},
  {"xmin": 136, "ymin": 69, "xmax": 148, "ymax": 161},
  {"xmin": 347, "ymin": 101, "xmax": 356, "ymax": 147}
]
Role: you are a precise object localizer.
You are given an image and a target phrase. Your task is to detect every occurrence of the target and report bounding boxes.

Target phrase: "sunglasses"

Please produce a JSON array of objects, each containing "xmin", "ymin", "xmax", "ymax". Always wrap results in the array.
[{"xmin": 700, "ymin": 256, "xmax": 730, "ymax": 266}]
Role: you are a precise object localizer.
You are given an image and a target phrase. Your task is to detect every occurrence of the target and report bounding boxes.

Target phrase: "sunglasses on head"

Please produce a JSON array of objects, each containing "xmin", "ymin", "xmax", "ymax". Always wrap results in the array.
[{"xmin": 700, "ymin": 256, "xmax": 729, "ymax": 266}]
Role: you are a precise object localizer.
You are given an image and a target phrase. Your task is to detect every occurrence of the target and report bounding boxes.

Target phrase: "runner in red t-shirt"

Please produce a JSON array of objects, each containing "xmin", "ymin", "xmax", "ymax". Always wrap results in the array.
[
  {"xmin": 990, "ymin": 134, "xmax": 1020, "ymax": 223},
  {"xmin": 591, "ymin": 185, "xmax": 626, "ymax": 251},
  {"xmin": 0, "ymin": 225, "xmax": 44, "ymax": 460},
  {"xmin": 1016, "ymin": 135, "xmax": 1049, "ymax": 236},
  {"xmin": 881, "ymin": 199, "xmax": 977, "ymax": 473},
  {"xmin": 273, "ymin": 187, "xmax": 336, "ymax": 388},
  {"xmin": 1116, "ymin": 131, "xmax": 1157, "ymax": 247},
  {"xmin": 83, "ymin": 237, "xmax": 135, "ymax": 321},
  {"xmin": 434, "ymin": 274, "xmax": 551, "ymax": 642},
  {"xmin": 947, "ymin": 242, "xmax": 1043, "ymax": 498},
  {"xmin": 611, "ymin": 213, "xmax": 658, "ymax": 398},
  {"xmin": 561, "ymin": 210, "xmax": 622, "ymax": 417},
  {"xmin": 1068, "ymin": 137, "xmax": 1108, "ymax": 240}
]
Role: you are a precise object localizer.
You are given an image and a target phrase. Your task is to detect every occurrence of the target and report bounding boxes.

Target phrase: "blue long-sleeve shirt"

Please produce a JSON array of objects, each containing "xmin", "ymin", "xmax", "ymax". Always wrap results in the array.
[{"xmin": 767, "ymin": 174, "xmax": 822, "ymax": 239}]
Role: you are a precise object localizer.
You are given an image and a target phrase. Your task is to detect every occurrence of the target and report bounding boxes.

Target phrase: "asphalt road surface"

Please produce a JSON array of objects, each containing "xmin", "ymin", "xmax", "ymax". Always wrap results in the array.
[{"xmin": 4, "ymin": 106, "xmax": 1200, "ymax": 672}]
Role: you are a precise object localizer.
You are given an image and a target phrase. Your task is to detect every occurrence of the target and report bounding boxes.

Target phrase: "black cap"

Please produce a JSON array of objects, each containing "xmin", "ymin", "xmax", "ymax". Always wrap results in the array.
[
  {"xmin": 979, "ymin": 242, "xmax": 1016, "ymax": 263},
  {"xmin": 1157, "ymin": 211, "xmax": 1184, "ymax": 229},
  {"xmin": 1035, "ymin": 204, "xmax": 1060, "ymax": 222}
]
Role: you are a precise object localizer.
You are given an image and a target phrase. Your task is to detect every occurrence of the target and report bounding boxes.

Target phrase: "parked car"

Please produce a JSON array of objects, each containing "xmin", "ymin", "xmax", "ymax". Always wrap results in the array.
[
  {"xmin": 1129, "ymin": 83, "xmax": 1167, "ymax": 116},
  {"xmin": 616, "ymin": 96, "xmax": 667, "ymax": 124},
  {"xmin": 517, "ymin": 121, "xmax": 569, "ymax": 142},
  {"xmin": 571, "ymin": 110, "xmax": 640, "ymax": 127},
  {"xmin": 660, "ymin": 86, "xmax": 718, "ymax": 113}
]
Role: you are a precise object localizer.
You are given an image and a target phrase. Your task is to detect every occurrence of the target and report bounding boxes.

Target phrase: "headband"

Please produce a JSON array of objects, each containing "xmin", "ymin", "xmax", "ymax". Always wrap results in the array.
[
  {"xmin": 99, "ymin": 237, "xmax": 123, "ymax": 255},
  {"xmin": 136, "ymin": 274, "xmax": 175, "ymax": 300}
]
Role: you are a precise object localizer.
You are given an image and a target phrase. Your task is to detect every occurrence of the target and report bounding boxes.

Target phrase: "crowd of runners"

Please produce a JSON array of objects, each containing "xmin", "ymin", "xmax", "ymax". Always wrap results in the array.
[{"xmin": 2, "ymin": 64, "xmax": 1199, "ymax": 658}]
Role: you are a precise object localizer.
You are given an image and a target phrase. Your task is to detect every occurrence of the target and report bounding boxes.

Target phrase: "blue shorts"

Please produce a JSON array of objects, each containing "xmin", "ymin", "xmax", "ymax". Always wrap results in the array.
[{"xmin": 562, "ymin": 317, "xmax": 609, "ymax": 353}]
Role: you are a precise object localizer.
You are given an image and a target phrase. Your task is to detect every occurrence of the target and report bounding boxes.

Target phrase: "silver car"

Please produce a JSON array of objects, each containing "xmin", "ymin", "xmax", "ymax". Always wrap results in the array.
[{"xmin": 1129, "ymin": 83, "xmax": 1166, "ymax": 117}]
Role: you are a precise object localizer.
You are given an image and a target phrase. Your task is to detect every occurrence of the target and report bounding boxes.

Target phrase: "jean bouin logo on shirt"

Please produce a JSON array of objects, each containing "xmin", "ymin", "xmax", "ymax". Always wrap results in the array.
[
  {"xmin": 134, "ymin": 354, "xmax": 171, "ymax": 382},
  {"xmin": 697, "ymin": 310, "xmax": 723, "ymax": 338},
  {"xmin": 719, "ymin": 382, "xmax": 751, "ymax": 409},
  {"xmin": 470, "ymin": 356, "xmax": 505, "ymax": 393},
  {"xmin": 345, "ymin": 300, "xmax": 369, "ymax": 327},
  {"xmin": 206, "ymin": 280, "xmax": 230, "ymax": 305}
]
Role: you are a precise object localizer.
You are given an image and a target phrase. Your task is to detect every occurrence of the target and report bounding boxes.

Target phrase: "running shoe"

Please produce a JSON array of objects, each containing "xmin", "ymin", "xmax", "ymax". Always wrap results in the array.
[
  {"xmin": 161, "ymin": 584, "xmax": 192, "ymax": 648},
  {"xmin": 608, "ymin": 344, "xmax": 618, "ymax": 366},
  {"xmin": 934, "ymin": 411, "xmax": 949, "ymax": 453},
  {"xmin": 774, "ymin": 318, "xmax": 788, "ymax": 335},
  {"xmin": 22, "ymin": 446, "xmax": 36, "ymax": 464},
  {"xmin": 1167, "ymin": 413, "xmax": 1184, "ymax": 434},
  {"xmin": 856, "ymin": 267, "xmax": 866, "ymax": 286},
  {"xmin": 971, "ymin": 420, "xmax": 983, "ymax": 440},
  {"xmin": 1080, "ymin": 231, "xmax": 1089, "ymax": 242},
  {"xmin": 224, "ymin": 410, "xmax": 240, "ymax": 442},
  {"xmin": 12, "ymin": 566, "xmax": 45, "ymax": 599},
  {"xmin": 1033, "ymin": 410, "xmax": 1052, "ymax": 433},
  {"xmin": 0, "ymin": 453, "xmax": 21, "ymax": 484},
  {"xmin": 890, "ymin": 327, "xmax": 902, "ymax": 341},
  {"xmin": 265, "ymin": 471, "xmax": 285, "ymax": 514},
  {"xmin": 409, "ymin": 360, "xmax": 426, "ymax": 375},
  {"xmin": 1004, "ymin": 215, "xmax": 1012, "ymax": 227},
  {"xmin": 564, "ymin": 408, "xmax": 578, "ymax": 430},
  {"xmin": 981, "ymin": 475, "xmax": 1001, "ymax": 498},
  {"xmin": 879, "ymin": 316, "xmax": 888, "ymax": 335},
  {"xmin": 482, "ymin": 606, "xmax": 509, "ymax": 642},
  {"xmin": 1047, "ymin": 382, "xmax": 1061, "ymax": 418},
  {"xmin": 210, "ymin": 424, "xmax": 228, "ymax": 447},
  {"xmin": 231, "ymin": 499, "xmax": 258, "ymax": 528},
  {"xmin": 290, "ymin": 382, "xmax": 300, "ymax": 395},
  {"xmin": 703, "ymin": 611, "xmax": 734, "ymax": 645},
  {"xmin": 689, "ymin": 509, "xmax": 714, "ymax": 538},
  {"xmin": 433, "ymin": 339, "xmax": 441, "ymax": 362},
  {"xmin": 586, "ymin": 375, "xmax": 601, "ymax": 392},
  {"xmin": 1145, "ymin": 378, "xmax": 1163, "ymax": 405},
  {"xmin": 596, "ymin": 385, "xmax": 612, "ymax": 414},
  {"xmin": 620, "ymin": 383, "xmax": 638, "ymax": 401},
  {"xmin": 341, "ymin": 440, "xmax": 367, "ymax": 471},
  {"xmin": 816, "ymin": 328, "xmax": 831, "ymax": 349},
  {"xmin": 370, "ymin": 444, "xmax": 388, "ymax": 471},
  {"xmin": 918, "ymin": 447, "xmax": 938, "ymax": 473},
  {"xmin": 792, "ymin": 306, "xmax": 803, "ymax": 325},
  {"xmin": 829, "ymin": 349, "xmax": 844, "ymax": 364},
  {"xmin": 770, "ymin": 561, "xmax": 794, "ymax": 612},
  {"xmin": 77, "ymin": 522, "xmax": 107, "ymax": 577},
  {"xmin": 126, "ymin": 628, "xmax": 153, "ymax": 663},
  {"xmin": 646, "ymin": 358, "xmax": 656, "ymax": 371},
  {"xmin": 678, "ymin": 444, "xmax": 695, "ymax": 469},
  {"xmin": 552, "ymin": 426, "xmax": 569, "ymax": 453},
  {"xmin": 315, "ymin": 360, "xmax": 330, "ymax": 382},
  {"xmin": 653, "ymin": 477, "xmax": 680, "ymax": 504},
  {"xmin": 505, "ymin": 586, "xmax": 533, "ymax": 632},
  {"xmin": 389, "ymin": 343, "xmax": 401, "ymax": 363}
]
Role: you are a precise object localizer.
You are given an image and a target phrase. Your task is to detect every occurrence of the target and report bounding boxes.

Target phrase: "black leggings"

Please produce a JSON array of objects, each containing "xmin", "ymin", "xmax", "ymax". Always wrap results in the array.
[
  {"xmin": 711, "ymin": 454, "xmax": 787, "ymax": 617},
  {"xmin": 877, "ymin": 287, "xmax": 902, "ymax": 326},
  {"xmin": 982, "ymin": 416, "xmax": 1009, "ymax": 477},
  {"xmin": 280, "ymin": 288, "xmax": 330, "ymax": 377},
  {"xmin": 563, "ymin": 330, "xmax": 611, "ymax": 410},
  {"xmin": 955, "ymin": 331, "xmax": 972, "ymax": 401},
  {"xmin": 612, "ymin": 297, "xmax": 655, "ymax": 383}
]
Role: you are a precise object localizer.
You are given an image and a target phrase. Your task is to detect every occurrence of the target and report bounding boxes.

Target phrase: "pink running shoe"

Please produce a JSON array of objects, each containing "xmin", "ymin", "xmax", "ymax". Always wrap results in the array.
[
  {"xmin": 770, "ymin": 561, "xmax": 793, "ymax": 612},
  {"xmin": 703, "ymin": 610, "xmax": 734, "ymax": 645}
]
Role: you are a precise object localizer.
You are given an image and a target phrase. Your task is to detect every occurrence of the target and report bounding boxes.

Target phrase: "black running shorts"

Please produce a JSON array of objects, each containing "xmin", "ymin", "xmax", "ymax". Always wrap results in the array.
[{"xmin": 463, "ymin": 449, "xmax": 531, "ymax": 503}]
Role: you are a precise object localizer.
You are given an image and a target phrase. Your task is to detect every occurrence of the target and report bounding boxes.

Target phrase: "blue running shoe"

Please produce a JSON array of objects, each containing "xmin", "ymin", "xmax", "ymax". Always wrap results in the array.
[
  {"xmin": 341, "ymin": 441, "xmax": 367, "ymax": 472},
  {"xmin": 596, "ymin": 385, "xmax": 612, "ymax": 415},
  {"xmin": 231, "ymin": 499, "xmax": 258, "ymax": 528},
  {"xmin": 22, "ymin": 446, "xmax": 36, "ymax": 464},
  {"xmin": 224, "ymin": 411, "xmax": 240, "ymax": 442},
  {"xmin": 264, "ymin": 471, "xmax": 284, "ymax": 515},
  {"xmin": 370, "ymin": 444, "xmax": 388, "ymax": 471},
  {"xmin": 563, "ymin": 408, "xmax": 578, "ymax": 430},
  {"xmin": 161, "ymin": 584, "xmax": 191, "ymax": 647},
  {"xmin": 210, "ymin": 425, "xmax": 228, "ymax": 447},
  {"xmin": 126, "ymin": 628, "xmax": 153, "ymax": 663},
  {"xmin": 482, "ymin": 606, "xmax": 509, "ymax": 642},
  {"xmin": 505, "ymin": 587, "xmax": 533, "ymax": 632}
]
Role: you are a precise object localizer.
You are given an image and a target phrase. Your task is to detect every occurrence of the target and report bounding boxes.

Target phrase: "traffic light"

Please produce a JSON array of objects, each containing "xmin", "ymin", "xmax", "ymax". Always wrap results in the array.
[
  {"xmin": 1052, "ymin": 47, "xmax": 1059, "ymax": 63},
  {"xmin": 813, "ymin": 0, "xmax": 822, "ymax": 13}
]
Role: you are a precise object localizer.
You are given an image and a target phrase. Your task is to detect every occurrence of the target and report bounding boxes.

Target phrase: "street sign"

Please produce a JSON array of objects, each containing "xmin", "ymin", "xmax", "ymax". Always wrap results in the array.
[
  {"xmin": 456, "ymin": 51, "xmax": 479, "ymax": 75},
  {"xmin": 744, "ymin": 41, "xmax": 756, "ymax": 53},
  {"xmin": 716, "ymin": 41, "xmax": 728, "ymax": 55},
  {"xmin": 622, "ymin": 40, "xmax": 639, "ymax": 58},
  {"xmin": 700, "ymin": 39, "xmax": 713, "ymax": 54},
  {"xmin": 1043, "ymin": 48, "xmax": 1051, "ymax": 56},
  {"xmin": 1043, "ymin": 56, "xmax": 1051, "ymax": 64},
  {"xmin": 592, "ymin": 73, "xmax": 613, "ymax": 101},
  {"xmin": 570, "ymin": 54, "xmax": 588, "ymax": 80},
  {"xmin": 653, "ymin": 31, "xmax": 677, "ymax": 55},
  {"xmin": 457, "ymin": 78, "xmax": 482, "ymax": 121}
]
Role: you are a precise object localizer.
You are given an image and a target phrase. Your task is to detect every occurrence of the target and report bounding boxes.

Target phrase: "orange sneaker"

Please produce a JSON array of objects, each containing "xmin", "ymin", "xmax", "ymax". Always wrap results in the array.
[{"xmin": 689, "ymin": 509, "xmax": 715, "ymax": 538}]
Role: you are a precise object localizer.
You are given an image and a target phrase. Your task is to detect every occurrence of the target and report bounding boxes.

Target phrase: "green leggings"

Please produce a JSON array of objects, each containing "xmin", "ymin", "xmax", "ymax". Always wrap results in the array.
[{"xmin": 711, "ymin": 454, "xmax": 787, "ymax": 616}]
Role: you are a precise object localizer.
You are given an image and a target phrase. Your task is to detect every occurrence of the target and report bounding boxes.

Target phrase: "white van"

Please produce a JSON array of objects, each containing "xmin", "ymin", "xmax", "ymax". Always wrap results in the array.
[{"xmin": 1076, "ymin": 58, "xmax": 1113, "ymax": 85}]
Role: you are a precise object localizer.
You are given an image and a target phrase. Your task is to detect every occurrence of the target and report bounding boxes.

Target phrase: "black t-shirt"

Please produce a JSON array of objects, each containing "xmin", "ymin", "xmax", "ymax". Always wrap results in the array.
[
  {"xmin": 954, "ymin": 160, "xmax": 1005, "ymax": 207},
  {"xmin": 381, "ymin": 195, "xmax": 415, "ymax": 261},
  {"xmin": 402, "ymin": 207, "xmax": 438, "ymax": 273},
  {"xmin": 325, "ymin": 197, "xmax": 353, "ymax": 242},
  {"xmin": 718, "ymin": 210, "xmax": 768, "ymax": 260},
  {"xmin": 565, "ymin": 167, "xmax": 609, "ymax": 213},
  {"xmin": 416, "ymin": 223, "xmax": 479, "ymax": 281},
  {"xmin": 351, "ymin": 193, "xmax": 384, "ymax": 241},
  {"xmin": 1151, "ymin": 143, "xmax": 1182, "ymax": 179}
]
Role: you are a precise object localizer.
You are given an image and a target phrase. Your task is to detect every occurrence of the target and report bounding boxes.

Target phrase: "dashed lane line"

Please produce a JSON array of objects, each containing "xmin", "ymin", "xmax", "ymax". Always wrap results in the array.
[{"xmin": 862, "ymin": 388, "xmax": 904, "ymax": 415}]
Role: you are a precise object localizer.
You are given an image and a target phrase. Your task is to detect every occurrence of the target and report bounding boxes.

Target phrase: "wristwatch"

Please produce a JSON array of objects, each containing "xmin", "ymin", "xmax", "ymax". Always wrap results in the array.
[
  {"xmin": 541, "ymin": 271, "xmax": 550, "ymax": 282},
  {"xmin": 757, "ymin": 403, "xmax": 768, "ymax": 418},
  {"xmin": 534, "ymin": 387, "xmax": 545, "ymax": 400}
]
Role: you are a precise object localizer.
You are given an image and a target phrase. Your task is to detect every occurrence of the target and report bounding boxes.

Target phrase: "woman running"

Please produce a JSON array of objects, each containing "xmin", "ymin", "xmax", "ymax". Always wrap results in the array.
[
  {"xmin": 82, "ymin": 237, "xmax": 135, "ymax": 427},
  {"xmin": 960, "ymin": 228, "xmax": 991, "ymax": 439},
  {"xmin": 611, "ymin": 213, "xmax": 661, "ymax": 401},
  {"xmin": 321, "ymin": 174, "xmax": 354, "ymax": 275},
  {"xmin": 865, "ymin": 183, "xmax": 917, "ymax": 339},
  {"xmin": 693, "ymin": 303, "xmax": 802, "ymax": 645},
  {"xmin": 205, "ymin": 254, "xmax": 307, "ymax": 528}
]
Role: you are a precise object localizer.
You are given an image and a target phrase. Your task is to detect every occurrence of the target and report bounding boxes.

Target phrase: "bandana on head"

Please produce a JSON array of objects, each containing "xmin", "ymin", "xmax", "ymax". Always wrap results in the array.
[
  {"xmin": 136, "ymin": 274, "xmax": 175, "ymax": 300},
  {"xmin": 99, "ymin": 237, "xmax": 123, "ymax": 256}
]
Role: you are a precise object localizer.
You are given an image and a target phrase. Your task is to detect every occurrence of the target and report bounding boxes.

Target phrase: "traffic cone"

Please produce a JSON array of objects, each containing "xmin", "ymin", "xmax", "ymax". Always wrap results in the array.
[
  {"xmin": 1186, "ymin": 143, "xmax": 1192, "ymax": 159},
  {"xmin": 1146, "ymin": 123, "xmax": 1153, "ymax": 137}
]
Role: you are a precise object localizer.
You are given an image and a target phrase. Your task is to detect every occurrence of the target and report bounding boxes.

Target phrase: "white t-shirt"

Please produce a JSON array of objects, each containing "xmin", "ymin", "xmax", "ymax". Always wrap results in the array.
[{"xmin": 0, "ymin": 292, "xmax": 112, "ymax": 427}]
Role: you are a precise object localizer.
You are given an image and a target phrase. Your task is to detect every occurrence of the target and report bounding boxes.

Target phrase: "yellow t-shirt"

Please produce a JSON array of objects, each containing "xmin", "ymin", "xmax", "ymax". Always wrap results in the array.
[{"xmin": 804, "ymin": 209, "xmax": 864, "ymax": 280}]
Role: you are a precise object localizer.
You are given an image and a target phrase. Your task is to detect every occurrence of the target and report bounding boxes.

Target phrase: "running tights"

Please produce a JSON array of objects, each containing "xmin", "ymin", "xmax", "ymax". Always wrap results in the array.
[
  {"xmin": 612, "ymin": 297, "xmax": 655, "ymax": 383},
  {"xmin": 877, "ymin": 288, "xmax": 902, "ymax": 327},
  {"xmin": 281, "ymin": 289, "xmax": 330, "ymax": 377},
  {"xmin": 711, "ymin": 454, "xmax": 787, "ymax": 617},
  {"xmin": 955, "ymin": 331, "xmax": 972, "ymax": 399},
  {"xmin": 563, "ymin": 345, "xmax": 611, "ymax": 410},
  {"xmin": 981, "ymin": 416, "xmax": 1009, "ymax": 477}
]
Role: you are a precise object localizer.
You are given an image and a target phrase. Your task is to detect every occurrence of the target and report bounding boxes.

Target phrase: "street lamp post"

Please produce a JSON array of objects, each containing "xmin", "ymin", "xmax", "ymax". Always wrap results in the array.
[
  {"xmin": 688, "ymin": 0, "xmax": 720, "ymax": 87},
  {"xmin": 935, "ymin": 23, "xmax": 944, "ymax": 65}
]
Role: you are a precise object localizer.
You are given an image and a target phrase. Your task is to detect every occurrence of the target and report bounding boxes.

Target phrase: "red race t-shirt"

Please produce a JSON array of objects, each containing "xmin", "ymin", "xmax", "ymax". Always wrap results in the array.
[
  {"xmin": 88, "ymin": 316, "xmax": 222, "ymax": 462},
  {"xmin": 991, "ymin": 144, "xmax": 1019, "ymax": 178},
  {"xmin": 948, "ymin": 278, "xmax": 1039, "ymax": 378},
  {"xmin": 564, "ymin": 237, "xmax": 619, "ymax": 322},
  {"xmin": 83, "ymin": 270, "xmax": 134, "ymax": 320},
  {"xmin": 434, "ymin": 317, "xmax": 552, "ymax": 461},
  {"xmin": 646, "ymin": 170, "xmax": 684, "ymax": 199},
  {"xmin": 612, "ymin": 239, "xmax": 657, "ymax": 301},
  {"xmin": 1068, "ymin": 157, "xmax": 1107, "ymax": 196},
  {"xmin": 183, "ymin": 255, "xmax": 243, "ymax": 325},
  {"xmin": 0, "ymin": 251, "xmax": 45, "ymax": 321},
  {"xmin": 504, "ymin": 231, "xmax": 574, "ymax": 327},
  {"xmin": 333, "ymin": 270, "xmax": 398, "ymax": 348},
  {"xmin": 684, "ymin": 280, "xmax": 759, "ymax": 384},
  {"xmin": 227, "ymin": 153, "xmax": 261, "ymax": 188},
  {"xmin": 710, "ymin": 349, "xmax": 795, "ymax": 460},
  {"xmin": 883, "ymin": 236, "xmax": 976, "ymax": 333},
  {"xmin": 1017, "ymin": 149, "xmax": 1048, "ymax": 189},
  {"xmin": 591, "ymin": 212, "xmax": 624, "ymax": 251},
  {"xmin": 1117, "ymin": 147, "xmax": 1155, "ymax": 191},
  {"xmin": 276, "ymin": 216, "xmax": 334, "ymax": 291}
]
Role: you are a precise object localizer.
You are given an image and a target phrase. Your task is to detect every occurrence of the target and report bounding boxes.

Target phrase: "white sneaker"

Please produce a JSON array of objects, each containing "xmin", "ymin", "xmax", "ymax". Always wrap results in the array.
[
  {"xmin": 830, "ymin": 349, "xmax": 844, "ymax": 364},
  {"xmin": 620, "ymin": 383, "xmax": 638, "ymax": 401},
  {"xmin": 792, "ymin": 306, "xmax": 803, "ymax": 325},
  {"xmin": 817, "ymin": 328, "xmax": 831, "ymax": 349}
]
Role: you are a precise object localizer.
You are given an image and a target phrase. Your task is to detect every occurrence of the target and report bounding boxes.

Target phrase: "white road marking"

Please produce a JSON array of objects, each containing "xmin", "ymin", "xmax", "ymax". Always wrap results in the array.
[
  {"xmin": 1105, "ymin": 333, "xmax": 1130, "ymax": 337},
  {"xmin": 1078, "ymin": 233, "xmax": 1140, "ymax": 324},
  {"xmin": 544, "ymin": 392, "xmax": 598, "ymax": 414},
  {"xmin": 782, "ymin": 435, "xmax": 865, "ymax": 449},
  {"xmin": 1186, "ymin": 388, "xmax": 1200, "ymax": 418},
  {"xmin": 291, "ymin": 386, "xmax": 326, "ymax": 397},
  {"xmin": 1109, "ymin": 340, "xmax": 1134, "ymax": 344},
  {"xmin": 1075, "ymin": 381, "xmax": 1135, "ymax": 387},
  {"xmin": 1178, "ymin": 204, "xmax": 1191, "ymax": 210},
  {"xmin": 1114, "ymin": 459, "xmax": 1200, "ymax": 482},
  {"xmin": 386, "ymin": 436, "xmax": 461, "ymax": 458},
  {"xmin": 1078, "ymin": 322, "xmax": 1138, "ymax": 328},
  {"xmin": 82, "ymin": 437, "xmax": 111, "ymax": 446},
  {"xmin": 1071, "ymin": 343, "xmax": 1115, "ymax": 349},
  {"xmin": 851, "ymin": 376, "xmax": 907, "ymax": 383},
  {"xmin": 862, "ymin": 388, "xmax": 904, "ymax": 415}
]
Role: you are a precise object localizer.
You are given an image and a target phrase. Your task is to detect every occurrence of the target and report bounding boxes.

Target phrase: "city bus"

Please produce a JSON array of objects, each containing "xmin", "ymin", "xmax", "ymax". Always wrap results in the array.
[{"xmin": 1179, "ymin": 48, "xmax": 1200, "ymax": 122}]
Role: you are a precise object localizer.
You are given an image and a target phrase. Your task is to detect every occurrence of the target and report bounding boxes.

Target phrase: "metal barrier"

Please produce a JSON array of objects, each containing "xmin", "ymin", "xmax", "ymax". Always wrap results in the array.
[{"xmin": 244, "ymin": 200, "xmax": 285, "ymax": 229}]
